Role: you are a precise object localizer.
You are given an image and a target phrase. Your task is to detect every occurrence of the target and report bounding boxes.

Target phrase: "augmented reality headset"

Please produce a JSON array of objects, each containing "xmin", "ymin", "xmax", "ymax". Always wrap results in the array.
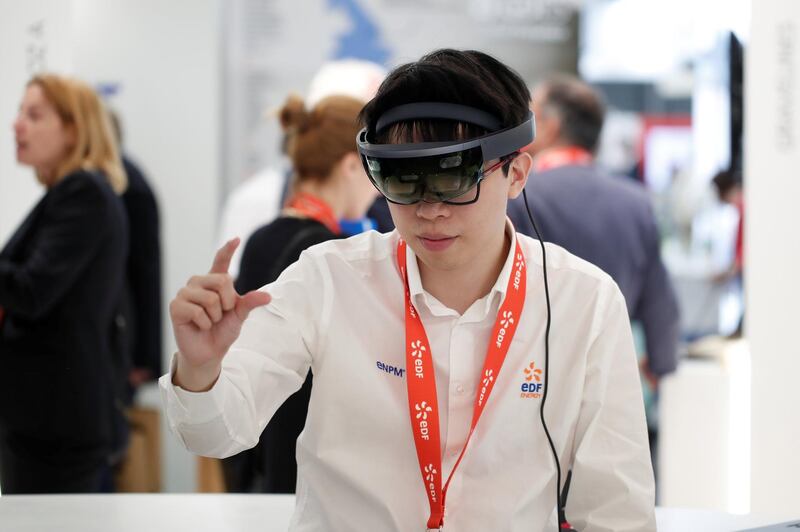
[{"xmin": 356, "ymin": 102, "xmax": 535, "ymax": 205}]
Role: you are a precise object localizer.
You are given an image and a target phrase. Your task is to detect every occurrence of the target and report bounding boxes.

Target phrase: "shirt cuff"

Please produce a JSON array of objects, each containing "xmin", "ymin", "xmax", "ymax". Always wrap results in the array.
[{"xmin": 159, "ymin": 353, "xmax": 227, "ymax": 425}]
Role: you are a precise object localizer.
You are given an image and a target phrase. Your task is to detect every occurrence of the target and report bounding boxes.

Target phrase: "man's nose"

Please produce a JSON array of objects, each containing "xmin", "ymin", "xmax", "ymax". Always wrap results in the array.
[{"xmin": 416, "ymin": 198, "xmax": 450, "ymax": 220}]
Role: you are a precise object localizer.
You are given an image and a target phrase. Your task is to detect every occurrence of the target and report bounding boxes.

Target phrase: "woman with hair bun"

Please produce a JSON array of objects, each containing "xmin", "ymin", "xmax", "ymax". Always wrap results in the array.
[
  {"xmin": 222, "ymin": 94, "xmax": 377, "ymax": 493},
  {"xmin": 0, "ymin": 74, "xmax": 129, "ymax": 493}
]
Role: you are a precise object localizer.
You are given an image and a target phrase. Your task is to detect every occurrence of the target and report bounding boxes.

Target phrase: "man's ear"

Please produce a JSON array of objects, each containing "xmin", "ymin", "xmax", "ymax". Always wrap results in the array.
[
  {"xmin": 507, "ymin": 152, "xmax": 532, "ymax": 199},
  {"xmin": 533, "ymin": 110, "xmax": 562, "ymax": 154}
]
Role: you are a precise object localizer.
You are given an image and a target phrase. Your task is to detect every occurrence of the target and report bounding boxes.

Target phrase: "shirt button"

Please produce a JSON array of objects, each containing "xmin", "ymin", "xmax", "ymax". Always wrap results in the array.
[{"xmin": 455, "ymin": 383, "xmax": 465, "ymax": 394}]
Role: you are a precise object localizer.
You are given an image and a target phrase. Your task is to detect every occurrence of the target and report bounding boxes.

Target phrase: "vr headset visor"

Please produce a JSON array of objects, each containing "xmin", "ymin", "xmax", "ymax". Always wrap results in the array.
[{"xmin": 356, "ymin": 102, "xmax": 535, "ymax": 205}]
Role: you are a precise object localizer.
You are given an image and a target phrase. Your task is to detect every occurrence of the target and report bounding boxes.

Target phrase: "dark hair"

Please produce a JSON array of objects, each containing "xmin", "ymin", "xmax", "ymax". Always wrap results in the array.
[
  {"xmin": 358, "ymin": 49, "xmax": 530, "ymax": 146},
  {"xmin": 539, "ymin": 75, "xmax": 605, "ymax": 152},
  {"xmin": 712, "ymin": 169, "xmax": 743, "ymax": 198}
]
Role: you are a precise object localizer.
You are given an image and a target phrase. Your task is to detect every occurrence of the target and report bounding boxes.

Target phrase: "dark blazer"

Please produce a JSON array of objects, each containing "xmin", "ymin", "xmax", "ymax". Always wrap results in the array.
[
  {"xmin": 0, "ymin": 170, "xmax": 129, "ymax": 461},
  {"xmin": 508, "ymin": 164, "xmax": 680, "ymax": 377},
  {"xmin": 120, "ymin": 156, "xmax": 162, "ymax": 380}
]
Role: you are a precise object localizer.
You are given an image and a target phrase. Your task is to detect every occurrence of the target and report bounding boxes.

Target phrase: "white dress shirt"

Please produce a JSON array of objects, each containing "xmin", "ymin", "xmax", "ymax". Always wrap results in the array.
[{"xmin": 161, "ymin": 224, "xmax": 656, "ymax": 531}]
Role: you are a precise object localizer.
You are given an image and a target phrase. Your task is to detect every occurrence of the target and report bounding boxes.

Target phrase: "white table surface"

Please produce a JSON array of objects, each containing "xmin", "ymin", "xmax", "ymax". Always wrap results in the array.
[{"xmin": 0, "ymin": 494, "xmax": 793, "ymax": 531}]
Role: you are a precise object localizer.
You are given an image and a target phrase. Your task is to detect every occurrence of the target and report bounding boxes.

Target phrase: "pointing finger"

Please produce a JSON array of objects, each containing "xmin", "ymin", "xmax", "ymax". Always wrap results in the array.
[{"xmin": 210, "ymin": 238, "xmax": 240, "ymax": 274}]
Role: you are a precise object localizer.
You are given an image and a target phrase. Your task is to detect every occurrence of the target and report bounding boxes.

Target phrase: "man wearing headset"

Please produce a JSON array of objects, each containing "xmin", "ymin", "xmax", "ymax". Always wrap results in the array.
[{"xmin": 161, "ymin": 49, "xmax": 655, "ymax": 531}]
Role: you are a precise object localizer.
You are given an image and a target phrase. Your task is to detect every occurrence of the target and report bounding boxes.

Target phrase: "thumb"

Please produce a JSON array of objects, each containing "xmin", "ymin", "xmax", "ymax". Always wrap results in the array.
[{"xmin": 235, "ymin": 290, "xmax": 272, "ymax": 321}]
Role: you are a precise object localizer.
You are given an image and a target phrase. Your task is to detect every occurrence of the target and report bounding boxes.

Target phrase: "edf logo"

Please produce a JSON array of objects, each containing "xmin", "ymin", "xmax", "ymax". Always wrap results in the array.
[
  {"xmin": 520, "ymin": 361, "xmax": 543, "ymax": 399},
  {"xmin": 521, "ymin": 382, "xmax": 542, "ymax": 393}
]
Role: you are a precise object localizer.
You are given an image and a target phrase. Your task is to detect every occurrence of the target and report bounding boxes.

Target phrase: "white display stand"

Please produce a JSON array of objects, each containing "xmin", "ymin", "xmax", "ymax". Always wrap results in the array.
[
  {"xmin": 0, "ymin": 494, "xmax": 792, "ymax": 532},
  {"xmin": 746, "ymin": 0, "xmax": 800, "ymax": 515},
  {"xmin": 659, "ymin": 340, "xmax": 751, "ymax": 513}
]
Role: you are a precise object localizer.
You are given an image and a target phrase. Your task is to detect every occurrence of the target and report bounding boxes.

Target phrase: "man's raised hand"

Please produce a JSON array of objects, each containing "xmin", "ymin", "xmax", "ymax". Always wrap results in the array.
[{"xmin": 169, "ymin": 238, "xmax": 271, "ymax": 391}]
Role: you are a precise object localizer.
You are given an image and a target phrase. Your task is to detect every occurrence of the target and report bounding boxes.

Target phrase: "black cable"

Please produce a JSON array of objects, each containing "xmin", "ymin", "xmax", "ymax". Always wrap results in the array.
[{"xmin": 522, "ymin": 188, "xmax": 573, "ymax": 531}]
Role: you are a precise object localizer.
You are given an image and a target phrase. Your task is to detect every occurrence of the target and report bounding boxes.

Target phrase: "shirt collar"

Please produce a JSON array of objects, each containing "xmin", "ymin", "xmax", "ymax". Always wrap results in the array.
[{"xmin": 405, "ymin": 219, "xmax": 518, "ymax": 317}]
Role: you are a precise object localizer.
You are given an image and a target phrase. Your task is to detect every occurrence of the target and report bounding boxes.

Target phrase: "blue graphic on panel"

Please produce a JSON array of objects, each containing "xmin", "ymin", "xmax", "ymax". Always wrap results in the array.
[{"xmin": 328, "ymin": 0, "xmax": 391, "ymax": 64}]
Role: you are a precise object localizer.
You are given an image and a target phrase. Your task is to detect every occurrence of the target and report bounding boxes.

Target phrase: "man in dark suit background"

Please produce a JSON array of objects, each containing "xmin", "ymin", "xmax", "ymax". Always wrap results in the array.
[
  {"xmin": 110, "ymin": 112, "xmax": 163, "ymax": 395},
  {"xmin": 509, "ymin": 75, "xmax": 680, "ymax": 392}
]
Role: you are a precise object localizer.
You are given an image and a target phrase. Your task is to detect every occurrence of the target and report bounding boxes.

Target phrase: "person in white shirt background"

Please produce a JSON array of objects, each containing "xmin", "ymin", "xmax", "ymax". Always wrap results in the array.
[{"xmin": 162, "ymin": 48, "xmax": 655, "ymax": 531}]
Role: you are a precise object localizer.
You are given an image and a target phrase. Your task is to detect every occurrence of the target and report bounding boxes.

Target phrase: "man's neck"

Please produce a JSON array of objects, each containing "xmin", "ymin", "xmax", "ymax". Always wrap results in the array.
[{"xmin": 418, "ymin": 229, "xmax": 510, "ymax": 315}]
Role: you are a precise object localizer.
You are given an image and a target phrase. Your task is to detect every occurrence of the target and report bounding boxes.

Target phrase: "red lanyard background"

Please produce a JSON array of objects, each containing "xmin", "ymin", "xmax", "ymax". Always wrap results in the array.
[
  {"xmin": 533, "ymin": 146, "xmax": 593, "ymax": 173},
  {"xmin": 285, "ymin": 192, "xmax": 342, "ymax": 235},
  {"xmin": 397, "ymin": 238, "xmax": 527, "ymax": 529}
]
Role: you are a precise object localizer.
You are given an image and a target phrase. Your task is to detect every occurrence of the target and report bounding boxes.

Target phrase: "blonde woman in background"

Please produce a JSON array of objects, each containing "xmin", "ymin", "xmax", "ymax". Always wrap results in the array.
[{"xmin": 0, "ymin": 74, "xmax": 129, "ymax": 493}]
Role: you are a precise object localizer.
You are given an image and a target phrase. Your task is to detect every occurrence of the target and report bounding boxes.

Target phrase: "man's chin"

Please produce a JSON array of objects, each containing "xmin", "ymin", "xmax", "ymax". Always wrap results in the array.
[{"xmin": 414, "ymin": 248, "xmax": 464, "ymax": 274}]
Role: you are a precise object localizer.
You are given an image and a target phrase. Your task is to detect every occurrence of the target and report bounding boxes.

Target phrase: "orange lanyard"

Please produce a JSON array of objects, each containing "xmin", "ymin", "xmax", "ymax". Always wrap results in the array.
[
  {"xmin": 396, "ymin": 238, "xmax": 527, "ymax": 529},
  {"xmin": 533, "ymin": 146, "xmax": 592, "ymax": 173},
  {"xmin": 285, "ymin": 192, "xmax": 341, "ymax": 235}
]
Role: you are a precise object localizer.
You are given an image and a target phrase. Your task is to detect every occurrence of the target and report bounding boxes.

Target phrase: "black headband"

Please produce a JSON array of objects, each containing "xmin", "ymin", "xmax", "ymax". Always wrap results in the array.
[{"xmin": 374, "ymin": 102, "xmax": 503, "ymax": 133}]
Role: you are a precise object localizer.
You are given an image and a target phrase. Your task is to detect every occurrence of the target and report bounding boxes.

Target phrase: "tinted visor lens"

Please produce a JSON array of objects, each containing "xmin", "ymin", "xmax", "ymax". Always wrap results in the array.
[{"xmin": 362, "ymin": 146, "xmax": 484, "ymax": 205}]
